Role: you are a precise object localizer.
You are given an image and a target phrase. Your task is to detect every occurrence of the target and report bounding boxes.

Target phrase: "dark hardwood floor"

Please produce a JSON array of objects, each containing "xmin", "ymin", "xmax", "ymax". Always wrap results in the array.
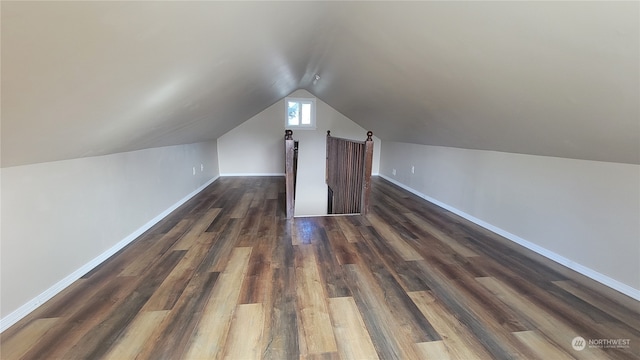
[{"xmin": 1, "ymin": 176, "xmax": 638, "ymax": 359}]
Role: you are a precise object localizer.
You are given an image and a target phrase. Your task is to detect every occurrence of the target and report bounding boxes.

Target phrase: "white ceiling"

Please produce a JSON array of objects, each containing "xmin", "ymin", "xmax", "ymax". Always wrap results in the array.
[{"xmin": 2, "ymin": 1, "xmax": 638, "ymax": 167}]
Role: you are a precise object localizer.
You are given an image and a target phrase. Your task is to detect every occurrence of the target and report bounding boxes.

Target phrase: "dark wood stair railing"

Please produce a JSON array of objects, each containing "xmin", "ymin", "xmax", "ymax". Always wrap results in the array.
[
  {"xmin": 326, "ymin": 130, "xmax": 374, "ymax": 215},
  {"xmin": 284, "ymin": 130, "xmax": 298, "ymax": 219}
]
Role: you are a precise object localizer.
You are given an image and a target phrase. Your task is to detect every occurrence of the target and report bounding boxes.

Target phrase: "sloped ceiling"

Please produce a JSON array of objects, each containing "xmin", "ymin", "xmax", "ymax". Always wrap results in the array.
[{"xmin": 2, "ymin": 1, "xmax": 638, "ymax": 167}]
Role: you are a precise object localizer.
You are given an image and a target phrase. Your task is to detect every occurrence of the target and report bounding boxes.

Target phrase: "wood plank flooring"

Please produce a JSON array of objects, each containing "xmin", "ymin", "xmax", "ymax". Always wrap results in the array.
[{"xmin": 1, "ymin": 176, "xmax": 638, "ymax": 359}]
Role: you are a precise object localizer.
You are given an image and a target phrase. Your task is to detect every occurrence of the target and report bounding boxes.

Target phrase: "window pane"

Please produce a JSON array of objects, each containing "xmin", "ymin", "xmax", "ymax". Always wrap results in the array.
[
  {"xmin": 301, "ymin": 103, "xmax": 311, "ymax": 125},
  {"xmin": 288, "ymin": 101, "xmax": 299, "ymax": 126}
]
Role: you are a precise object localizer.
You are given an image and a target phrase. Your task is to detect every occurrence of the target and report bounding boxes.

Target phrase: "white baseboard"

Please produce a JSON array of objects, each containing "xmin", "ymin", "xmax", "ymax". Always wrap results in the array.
[
  {"xmin": 0, "ymin": 176, "xmax": 219, "ymax": 332},
  {"xmin": 377, "ymin": 174, "xmax": 640, "ymax": 301},
  {"xmin": 220, "ymin": 173, "xmax": 285, "ymax": 177}
]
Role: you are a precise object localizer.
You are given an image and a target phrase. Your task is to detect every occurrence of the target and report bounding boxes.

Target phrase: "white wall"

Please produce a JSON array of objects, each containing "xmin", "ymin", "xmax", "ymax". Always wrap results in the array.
[
  {"xmin": 218, "ymin": 89, "xmax": 381, "ymax": 216},
  {"xmin": 380, "ymin": 141, "xmax": 640, "ymax": 299},
  {"xmin": 0, "ymin": 141, "xmax": 219, "ymax": 326},
  {"xmin": 217, "ymin": 99, "xmax": 287, "ymax": 176}
]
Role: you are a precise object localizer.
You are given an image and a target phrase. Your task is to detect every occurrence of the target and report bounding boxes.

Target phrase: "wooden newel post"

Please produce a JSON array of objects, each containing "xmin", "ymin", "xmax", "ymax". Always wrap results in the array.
[
  {"xmin": 285, "ymin": 130, "xmax": 295, "ymax": 218},
  {"xmin": 361, "ymin": 131, "xmax": 374, "ymax": 215},
  {"xmin": 326, "ymin": 130, "xmax": 331, "ymax": 184}
]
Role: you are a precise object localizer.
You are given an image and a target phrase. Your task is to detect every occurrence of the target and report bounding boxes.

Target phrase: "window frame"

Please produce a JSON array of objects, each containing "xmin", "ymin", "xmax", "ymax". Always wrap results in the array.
[{"xmin": 285, "ymin": 97, "xmax": 316, "ymax": 130}]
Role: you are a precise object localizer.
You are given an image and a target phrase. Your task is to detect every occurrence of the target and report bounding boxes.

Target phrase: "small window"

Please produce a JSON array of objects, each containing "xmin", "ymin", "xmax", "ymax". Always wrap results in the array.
[{"xmin": 286, "ymin": 97, "xmax": 316, "ymax": 129}]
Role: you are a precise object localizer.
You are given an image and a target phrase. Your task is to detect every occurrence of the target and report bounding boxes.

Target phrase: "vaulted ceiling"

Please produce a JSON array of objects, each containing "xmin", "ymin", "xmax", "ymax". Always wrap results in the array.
[{"xmin": 2, "ymin": 1, "xmax": 638, "ymax": 167}]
